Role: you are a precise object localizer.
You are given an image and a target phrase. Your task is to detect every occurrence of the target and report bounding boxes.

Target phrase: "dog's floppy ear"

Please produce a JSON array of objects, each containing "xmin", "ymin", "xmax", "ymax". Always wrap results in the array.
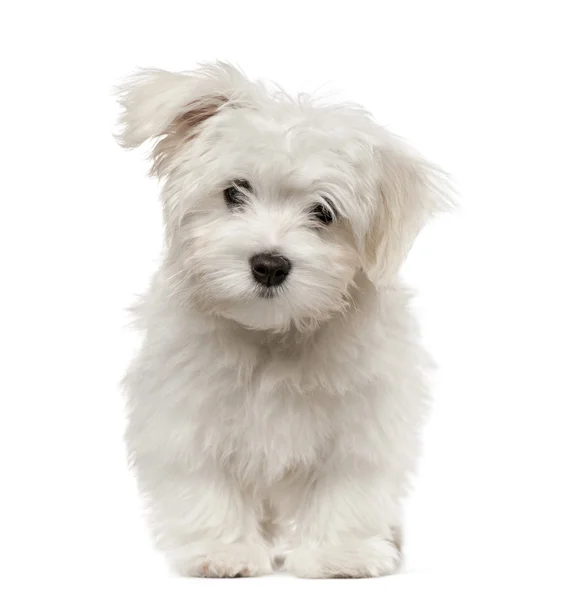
[
  {"xmin": 362, "ymin": 137, "xmax": 453, "ymax": 285},
  {"xmin": 115, "ymin": 62, "xmax": 250, "ymax": 175}
]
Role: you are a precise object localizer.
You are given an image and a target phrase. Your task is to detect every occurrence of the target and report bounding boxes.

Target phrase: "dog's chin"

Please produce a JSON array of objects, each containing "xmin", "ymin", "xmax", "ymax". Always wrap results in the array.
[
  {"xmin": 218, "ymin": 296, "xmax": 295, "ymax": 333},
  {"xmin": 216, "ymin": 292, "xmax": 346, "ymax": 334}
]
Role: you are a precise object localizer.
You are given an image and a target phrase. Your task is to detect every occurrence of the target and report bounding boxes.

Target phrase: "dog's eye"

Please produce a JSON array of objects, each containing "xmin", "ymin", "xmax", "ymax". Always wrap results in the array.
[
  {"xmin": 224, "ymin": 180, "xmax": 252, "ymax": 208},
  {"xmin": 311, "ymin": 199, "xmax": 336, "ymax": 225}
]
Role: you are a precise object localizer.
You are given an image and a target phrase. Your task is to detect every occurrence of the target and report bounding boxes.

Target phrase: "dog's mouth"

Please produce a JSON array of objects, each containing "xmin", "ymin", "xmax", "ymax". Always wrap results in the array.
[{"xmin": 256, "ymin": 285, "xmax": 283, "ymax": 300}]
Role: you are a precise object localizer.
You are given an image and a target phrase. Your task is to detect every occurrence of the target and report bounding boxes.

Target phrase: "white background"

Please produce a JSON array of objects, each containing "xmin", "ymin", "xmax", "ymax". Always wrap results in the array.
[{"xmin": 2, "ymin": 1, "xmax": 563, "ymax": 598}]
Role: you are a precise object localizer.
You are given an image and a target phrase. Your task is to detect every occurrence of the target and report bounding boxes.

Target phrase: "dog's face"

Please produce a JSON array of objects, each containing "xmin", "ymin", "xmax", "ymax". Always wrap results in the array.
[
  {"xmin": 159, "ymin": 104, "xmax": 366, "ymax": 332},
  {"xmin": 117, "ymin": 63, "xmax": 450, "ymax": 332}
]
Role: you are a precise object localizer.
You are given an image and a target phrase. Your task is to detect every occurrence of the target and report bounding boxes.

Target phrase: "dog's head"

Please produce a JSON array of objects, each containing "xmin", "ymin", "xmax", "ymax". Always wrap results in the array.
[{"xmin": 116, "ymin": 63, "xmax": 451, "ymax": 332}]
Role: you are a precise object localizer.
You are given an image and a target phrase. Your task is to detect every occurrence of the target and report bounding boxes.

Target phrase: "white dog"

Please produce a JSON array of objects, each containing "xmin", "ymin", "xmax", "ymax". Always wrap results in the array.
[{"xmin": 116, "ymin": 62, "xmax": 451, "ymax": 578}]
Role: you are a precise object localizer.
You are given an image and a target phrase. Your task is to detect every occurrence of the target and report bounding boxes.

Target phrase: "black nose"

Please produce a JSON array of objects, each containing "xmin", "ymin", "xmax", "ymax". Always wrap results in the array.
[{"xmin": 250, "ymin": 253, "xmax": 291, "ymax": 287}]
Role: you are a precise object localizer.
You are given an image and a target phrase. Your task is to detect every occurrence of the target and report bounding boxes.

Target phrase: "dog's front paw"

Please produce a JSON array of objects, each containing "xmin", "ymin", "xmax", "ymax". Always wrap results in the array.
[
  {"xmin": 170, "ymin": 541, "xmax": 273, "ymax": 578},
  {"xmin": 285, "ymin": 536, "xmax": 401, "ymax": 578}
]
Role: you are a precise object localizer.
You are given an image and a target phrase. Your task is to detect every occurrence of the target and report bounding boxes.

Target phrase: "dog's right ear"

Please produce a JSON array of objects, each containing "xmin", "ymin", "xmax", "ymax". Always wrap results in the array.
[{"xmin": 115, "ymin": 62, "xmax": 251, "ymax": 174}]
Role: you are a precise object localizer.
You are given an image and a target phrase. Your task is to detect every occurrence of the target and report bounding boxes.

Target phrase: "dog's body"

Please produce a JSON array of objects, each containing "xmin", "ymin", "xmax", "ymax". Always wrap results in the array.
[{"xmin": 117, "ymin": 63, "xmax": 450, "ymax": 578}]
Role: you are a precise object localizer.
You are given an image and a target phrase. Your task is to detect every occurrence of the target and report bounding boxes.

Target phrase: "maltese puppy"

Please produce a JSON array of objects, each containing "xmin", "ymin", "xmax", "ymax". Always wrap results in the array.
[{"xmin": 116, "ymin": 62, "xmax": 451, "ymax": 578}]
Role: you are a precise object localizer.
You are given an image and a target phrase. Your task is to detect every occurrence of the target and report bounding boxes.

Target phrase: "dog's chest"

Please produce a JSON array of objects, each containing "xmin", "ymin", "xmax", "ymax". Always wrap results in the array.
[
  {"xmin": 182, "ymin": 328, "xmax": 381, "ymax": 482},
  {"xmin": 197, "ymin": 378, "xmax": 337, "ymax": 481},
  {"xmin": 146, "ymin": 310, "xmax": 387, "ymax": 482}
]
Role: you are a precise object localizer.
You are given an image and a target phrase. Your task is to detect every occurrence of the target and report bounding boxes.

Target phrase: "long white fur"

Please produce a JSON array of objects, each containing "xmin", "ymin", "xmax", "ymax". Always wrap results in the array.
[{"xmin": 116, "ymin": 62, "xmax": 451, "ymax": 578}]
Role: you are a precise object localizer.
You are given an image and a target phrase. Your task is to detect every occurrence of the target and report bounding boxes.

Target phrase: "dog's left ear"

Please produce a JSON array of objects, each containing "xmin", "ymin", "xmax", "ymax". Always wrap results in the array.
[
  {"xmin": 115, "ymin": 62, "xmax": 253, "ymax": 176},
  {"xmin": 362, "ymin": 137, "xmax": 453, "ymax": 286}
]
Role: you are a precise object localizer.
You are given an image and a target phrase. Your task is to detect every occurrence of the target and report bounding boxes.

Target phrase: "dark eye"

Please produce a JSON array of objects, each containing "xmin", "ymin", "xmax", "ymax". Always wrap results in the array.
[
  {"xmin": 311, "ymin": 199, "xmax": 336, "ymax": 225},
  {"xmin": 224, "ymin": 180, "xmax": 252, "ymax": 208}
]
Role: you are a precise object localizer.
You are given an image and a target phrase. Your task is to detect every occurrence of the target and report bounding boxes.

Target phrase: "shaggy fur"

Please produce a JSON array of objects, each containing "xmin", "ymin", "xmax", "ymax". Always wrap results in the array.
[{"xmin": 116, "ymin": 62, "xmax": 451, "ymax": 578}]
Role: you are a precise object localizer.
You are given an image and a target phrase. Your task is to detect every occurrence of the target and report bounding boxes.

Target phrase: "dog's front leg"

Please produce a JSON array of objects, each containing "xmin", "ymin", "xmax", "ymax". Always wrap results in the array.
[
  {"xmin": 138, "ymin": 461, "xmax": 273, "ymax": 577},
  {"xmin": 285, "ymin": 460, "xmax": 403, "ymax": 578}
]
